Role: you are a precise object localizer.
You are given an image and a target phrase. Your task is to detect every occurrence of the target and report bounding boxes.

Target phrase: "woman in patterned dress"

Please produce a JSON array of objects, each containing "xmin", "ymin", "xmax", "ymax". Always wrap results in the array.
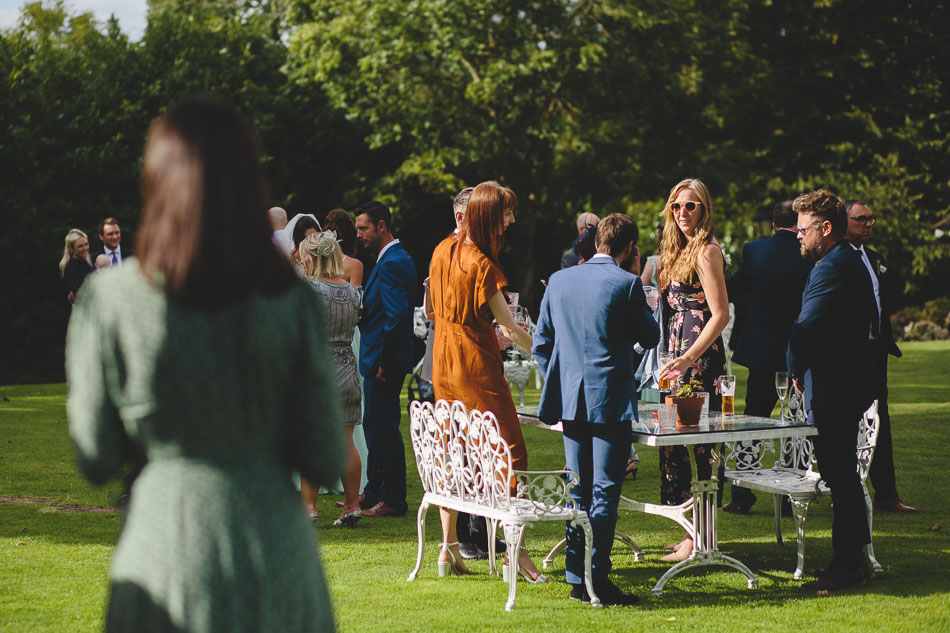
[
  {"xmin": 656, "ymin": 178, "xmax": 730, "ymax": 562},
  {"xmin": 299, "ymin": 230, "xmax": 364, "ymax": 527}
]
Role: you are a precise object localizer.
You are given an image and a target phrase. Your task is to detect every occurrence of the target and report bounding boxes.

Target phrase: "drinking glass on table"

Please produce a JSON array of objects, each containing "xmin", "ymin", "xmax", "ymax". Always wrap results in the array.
[
  {"xmin": 509, "ymin": 304, "xmax": 528, "ymax": 327},
  {"xmin": 643, "ymin": 285, "xmax": 660, "ymax": 312},
  {"xmin": 719, "ymin": 374, "xmax": 737, "ymax": 416},
  {"xmin": 775, "ymin": 371, "xmax": 789, "ymax": 419},
  {"xmin": 657, "ymin": 352, "xmax": 673, "ymax": 392}
]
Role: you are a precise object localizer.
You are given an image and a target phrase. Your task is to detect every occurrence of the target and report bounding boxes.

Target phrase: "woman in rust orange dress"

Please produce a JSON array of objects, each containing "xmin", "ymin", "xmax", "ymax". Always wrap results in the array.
[{"xmin": 426, "ymin": 181, "xmax": 548, "ymax": 582}]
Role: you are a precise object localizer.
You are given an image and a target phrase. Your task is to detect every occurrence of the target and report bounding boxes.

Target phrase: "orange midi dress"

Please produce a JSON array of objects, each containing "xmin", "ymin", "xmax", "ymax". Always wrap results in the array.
[{"xmin": 429, "ymin": 236, "xmax": 527, "ymax": 479}]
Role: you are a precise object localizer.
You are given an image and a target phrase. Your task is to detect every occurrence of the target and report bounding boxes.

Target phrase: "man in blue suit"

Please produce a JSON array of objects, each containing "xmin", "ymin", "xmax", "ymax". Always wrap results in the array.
[
  {"xmin": 533, "ymin": 213, "xmax": 659, "ymax": 606},
  {"xmin": 355, "ymin": 201, "xmax": 417, "ymax": 517},
  {"xmin": 787, "ymin": 190, "xmax": 876, "ymax": 591},
  {"xmin": 725, "ymin": 200, "xmax": 813, "ymax": 513}
]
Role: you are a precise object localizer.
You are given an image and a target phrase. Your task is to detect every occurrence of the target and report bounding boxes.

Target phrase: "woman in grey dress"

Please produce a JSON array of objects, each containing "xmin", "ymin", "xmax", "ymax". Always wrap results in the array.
[
  {"xmin": 65, "ymin": 96, "xmax": 343, "ymax": 633},
  {"xmin": 298, "ymin": 230, "xmax": 364, "ymax": 527}
]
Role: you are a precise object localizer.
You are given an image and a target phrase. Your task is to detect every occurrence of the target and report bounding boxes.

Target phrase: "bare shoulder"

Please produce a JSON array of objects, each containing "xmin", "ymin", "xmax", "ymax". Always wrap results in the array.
[
  {"xmin": 343, "ymin": 255, "xmax": 363, "ymax": 285},
  {"xmin": 698, "ymin": 240, "xmax": 724, "ymax": 266}
]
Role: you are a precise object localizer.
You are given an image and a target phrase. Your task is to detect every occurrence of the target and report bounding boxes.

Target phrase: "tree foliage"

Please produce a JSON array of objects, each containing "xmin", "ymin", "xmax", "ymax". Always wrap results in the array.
[
  {"xmin": 285, "ymin": 0, "xmax": 949, "ymax": 298},
  {"xmin": 0, "ymin": 0, "xmax": 368, "ymax": 383},
  {"xmin": 1, "ymin": 0, "xmax": 948, "ymax": 382}
]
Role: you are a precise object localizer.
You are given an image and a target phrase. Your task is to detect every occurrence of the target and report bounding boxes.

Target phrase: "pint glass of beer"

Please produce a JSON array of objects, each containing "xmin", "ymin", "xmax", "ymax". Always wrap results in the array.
[{"xmin": 719, "ymin": 374, "xmax": 737, "ymax": 416}]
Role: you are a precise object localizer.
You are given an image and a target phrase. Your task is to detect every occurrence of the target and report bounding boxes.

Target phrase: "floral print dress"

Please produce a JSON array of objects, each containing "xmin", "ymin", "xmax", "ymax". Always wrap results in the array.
[{"xmin": 659, "ymin": 276, "xmax": 726, "ymax": 505}]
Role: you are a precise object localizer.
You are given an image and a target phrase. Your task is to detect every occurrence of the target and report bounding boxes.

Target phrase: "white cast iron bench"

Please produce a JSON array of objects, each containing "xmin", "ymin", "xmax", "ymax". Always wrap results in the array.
[
  {"xmin": 407, "ymin": 399, "xmax": 600, "ymax": 610},
  {"xmin": 725, "ymin": 399, "xmax": 883, "ymax": 579}
]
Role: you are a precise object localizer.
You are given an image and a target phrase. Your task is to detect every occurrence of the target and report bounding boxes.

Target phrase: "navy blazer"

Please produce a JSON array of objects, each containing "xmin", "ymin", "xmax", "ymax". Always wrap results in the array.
[
  {"xmin": 533, "ymin": 257, "xmax": 660, "ymax": 424},
  {"xmin": 787, "ymin": 241, "xmax": 875, "ymax": 418},
  {"xmin": 862, "ymin": 245, "xmax": 902, "ymax": 358},
  {"xmin": 730, "ymin": 230, "xmax": 813, "ymax": 371},
  {"xmin": 358, "ymin": 241, "xmax": 417, "ymax": 377},
  {"xmin": 92, "ymin": 245, "xmax": 133, "ymax": 264}
]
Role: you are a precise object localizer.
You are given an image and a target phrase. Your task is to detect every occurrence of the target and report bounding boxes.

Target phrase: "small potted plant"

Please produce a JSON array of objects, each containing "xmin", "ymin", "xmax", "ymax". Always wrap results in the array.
[{"xmin": 666, "ymin": 377, "xmax": 705, "ymax": 427}]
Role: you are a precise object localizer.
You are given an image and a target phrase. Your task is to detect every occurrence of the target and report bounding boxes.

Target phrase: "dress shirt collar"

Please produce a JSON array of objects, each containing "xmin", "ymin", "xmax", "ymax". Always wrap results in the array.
[
  {"xmin": 377, "ymin": 238, "xmax": 400, "ymax": 262},
  {"xmin": 589, "ymin": 253, "xmax": 618, "ymax": 265}
]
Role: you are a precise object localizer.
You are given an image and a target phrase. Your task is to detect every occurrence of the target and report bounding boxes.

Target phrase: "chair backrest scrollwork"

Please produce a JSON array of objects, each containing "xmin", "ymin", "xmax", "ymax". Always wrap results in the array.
[
  {"xmin": 409, "ymin": 399, "xmax": 514, "ymax": 511},
  {"xmin": 777, "ymin": 390, "xmax": 816, "ymax": 471},
  {"xmin": 514, "ymin": 471, "xmax": 579, "ymax": 515},
  {"xmin": 724, "ymin": 439, "xmax": 774, "ymax": 471},
  {"xmin": 856, "ymin": 400, "xmax": 880, "ymax": 481}
]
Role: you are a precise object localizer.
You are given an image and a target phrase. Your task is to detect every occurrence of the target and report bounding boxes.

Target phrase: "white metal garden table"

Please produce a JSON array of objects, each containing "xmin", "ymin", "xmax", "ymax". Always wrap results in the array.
[{"xmin": 517, "ymin": 404, "xmax": 817, "ymax": 596}]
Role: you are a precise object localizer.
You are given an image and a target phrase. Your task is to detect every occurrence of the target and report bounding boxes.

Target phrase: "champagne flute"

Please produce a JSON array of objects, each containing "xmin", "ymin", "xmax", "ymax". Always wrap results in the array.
[{"xmin": 775, "ymin": 371, "xmax": 789, "ymax": 419}]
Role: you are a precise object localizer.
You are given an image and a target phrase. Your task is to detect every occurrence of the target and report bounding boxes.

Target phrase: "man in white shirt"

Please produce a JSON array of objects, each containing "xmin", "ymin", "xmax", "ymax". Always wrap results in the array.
[
  {"xmin": 354, "ymin": 201, "xmax": 416, "ymax": 517},
  {"xmin": 94, "ymin": 217, "xmax": 132, "ymax": 265},
  {"xmin": 845, "ymin": 200, "xmax": 917, "ymax": 514}
]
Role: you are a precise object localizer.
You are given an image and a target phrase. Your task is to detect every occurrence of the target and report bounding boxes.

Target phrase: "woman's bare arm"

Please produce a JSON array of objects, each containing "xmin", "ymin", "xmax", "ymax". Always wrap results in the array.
[{"xmin": 488, "ymin": 291, "xmax": 532, "ymax": 353}]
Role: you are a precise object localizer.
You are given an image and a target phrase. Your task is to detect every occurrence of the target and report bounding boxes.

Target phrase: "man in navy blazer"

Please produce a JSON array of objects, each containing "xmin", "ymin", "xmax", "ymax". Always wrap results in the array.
[
  {"xmin": 787, "ymin": 190, "xmax": 876, "ymax": 591},
  {"xmin": 355, "ymin": 201, "xmax": 417, "ymax": 517},
  {"xmin": 93, "ymin": 217, "xmax": 133, "ymax": 266},
  {"xmin": 726, "ymin": 200, "xmax": 813, "ymax": 512},
  {"xmin": 533, "ymin": 213, "xmax": 659, "ymax": 605},
  {"xmin": 844, "ymin": 200, "xmax": 916, "ymax": 514}
]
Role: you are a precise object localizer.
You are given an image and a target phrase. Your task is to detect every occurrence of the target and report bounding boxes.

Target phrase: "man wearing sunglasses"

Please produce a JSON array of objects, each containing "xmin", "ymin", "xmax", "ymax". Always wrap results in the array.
[
  {"xmin": 725, "ymin": 200, "xmax": 813, "ymax": 514},
  {"xmin": 787, "ymin": 190, "xmax": 877, "ymax": 591},
  {"xmin": 845, "ymin": 200, "xmax": 917, "ymax": 514}
]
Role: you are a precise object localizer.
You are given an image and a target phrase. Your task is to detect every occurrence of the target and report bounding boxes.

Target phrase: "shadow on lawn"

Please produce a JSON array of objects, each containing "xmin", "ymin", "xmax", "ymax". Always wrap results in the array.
[
  {"xmin": 603, "ymin": 531, "xmax": 950, "ymax": 605},
  {"xmin": 0, "ymin": 503, "xmax": 121, "ymax": 546}
]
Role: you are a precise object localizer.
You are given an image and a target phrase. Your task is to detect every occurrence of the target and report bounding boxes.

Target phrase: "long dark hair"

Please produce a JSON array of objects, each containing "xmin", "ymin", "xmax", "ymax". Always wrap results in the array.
[
  {"xmin": 136, "ymin": 95, "xmax": 297, "ymax": 308},
  {"xmin": 325, "ymin": 208, "xmax": 357, "ymax": 257},
  {"xmin": 457, "ymin": 181, "xmax": 517, "ymax": 264}
]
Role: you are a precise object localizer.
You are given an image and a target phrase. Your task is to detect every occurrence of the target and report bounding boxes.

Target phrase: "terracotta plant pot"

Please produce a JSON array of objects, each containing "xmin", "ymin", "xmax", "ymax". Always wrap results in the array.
[{"xmin": 666, "ymin": 396, "xmax": 704, "ymax": 427}]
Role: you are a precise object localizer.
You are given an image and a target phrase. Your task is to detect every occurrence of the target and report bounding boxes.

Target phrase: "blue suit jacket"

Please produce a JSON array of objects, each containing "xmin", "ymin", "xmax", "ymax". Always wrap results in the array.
[
  {"xmin": 730, "ymin": 230, "xmax": 813, "ymax": 371},
  {"xmin": 787, "ymin": 241, "xmax": 875, "ymax": 419},
  {"xmin": 533, "ymin": 257, "xmax": 660, "ymax": 424},
  {"xmin": 358, "ymin": 241, "xmax": 417, "ymax": 377}
]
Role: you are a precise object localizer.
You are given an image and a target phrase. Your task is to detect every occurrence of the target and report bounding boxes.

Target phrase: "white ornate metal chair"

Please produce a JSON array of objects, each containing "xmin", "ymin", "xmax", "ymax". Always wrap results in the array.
[
  {"xmin": 407, "ymin": 399, "xmax": 600, "ymax": 610},
  {"xmin": 724, "ymin": 398, "xmax": 883, "ymax": 579}
]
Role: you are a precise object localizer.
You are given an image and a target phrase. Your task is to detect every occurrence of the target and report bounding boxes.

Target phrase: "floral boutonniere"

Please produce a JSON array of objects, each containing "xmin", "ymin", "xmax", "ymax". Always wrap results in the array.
[{"xmin": 878, "ymin": 264, "xmax": 887, "ymax": 275}]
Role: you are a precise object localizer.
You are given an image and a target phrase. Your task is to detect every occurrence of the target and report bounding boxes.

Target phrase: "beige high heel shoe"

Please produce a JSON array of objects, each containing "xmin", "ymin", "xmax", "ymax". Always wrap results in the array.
[
  {"xmin": 661, "ymin": 537, "xmax": 694, "ymax": 561},
  {"xmin": 437, "ymin": 542, "xmax": 472, "ymax": 577},
  {"xmin": 501, "ymin": 552, "xmax": 552, "ymax": 583}
]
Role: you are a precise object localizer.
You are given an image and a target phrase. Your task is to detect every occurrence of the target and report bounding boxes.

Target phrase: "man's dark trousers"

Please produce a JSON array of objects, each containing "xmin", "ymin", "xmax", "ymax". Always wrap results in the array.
[
  {"xmin": 811, "ymin": 403, "xmax": 870, "ymax": 567},
  {"xmin": 362, "ymin": 373, "xmax": 408, "ymax": 514},
  {"xmin": 868, "ymin": 342, "xmax": 897, "ymax": 501}
]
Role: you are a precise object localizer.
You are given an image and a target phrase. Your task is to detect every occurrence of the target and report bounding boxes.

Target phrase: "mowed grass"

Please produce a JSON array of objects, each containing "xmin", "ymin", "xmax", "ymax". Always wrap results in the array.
[{"xmin": 2, "ymin": 342, "xmax": 949, "ymax": 632}]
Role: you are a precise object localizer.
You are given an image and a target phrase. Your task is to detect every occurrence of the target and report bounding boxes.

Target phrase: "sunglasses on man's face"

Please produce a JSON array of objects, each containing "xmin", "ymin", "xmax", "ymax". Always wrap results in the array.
[{"xmin": 670, "ymin": 201, "xmax": 702, "ymax": 213}]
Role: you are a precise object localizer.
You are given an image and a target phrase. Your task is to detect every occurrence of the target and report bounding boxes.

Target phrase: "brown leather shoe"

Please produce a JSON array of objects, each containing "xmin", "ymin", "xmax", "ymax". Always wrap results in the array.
[
  {"xmin": 336, "ymin": 494, "xmax": 375, "ymax": 509},
  {"xmin": 802, "ymin": 562, "xmax": 870, "ymax": 591},
  {"xmin": 722, "ymin": 501, "xmax": 751, "ymax": 515},
  {"xmin": 362, "ymin": 501, "xmax": 406, "ymax": 517},
  {"xmin": 875, "ymin": 498, "xmax": 918, "ymax": 513}
]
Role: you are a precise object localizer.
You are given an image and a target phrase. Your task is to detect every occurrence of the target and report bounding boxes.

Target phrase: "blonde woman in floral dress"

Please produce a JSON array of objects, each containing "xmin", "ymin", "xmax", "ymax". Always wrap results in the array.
[{"xmin": 656, "ymin": 178, "xmax": 729, "ymax": 562}]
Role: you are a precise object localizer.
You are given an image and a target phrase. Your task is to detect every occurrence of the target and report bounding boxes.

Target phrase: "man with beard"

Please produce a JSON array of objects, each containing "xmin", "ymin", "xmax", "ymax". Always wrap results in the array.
[
  {"xmin": 354, "ymin": 201, "xmax": 416, "ymax": 517},
  {"xmin": 787, "ymin": 189, "xmax": 877, "ymax": 591}
]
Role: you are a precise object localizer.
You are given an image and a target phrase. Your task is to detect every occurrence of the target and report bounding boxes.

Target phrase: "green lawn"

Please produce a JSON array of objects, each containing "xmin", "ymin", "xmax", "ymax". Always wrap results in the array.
[{"xmin": 2, "ymin": 342, "xmax": 949, "ymax": 631}]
